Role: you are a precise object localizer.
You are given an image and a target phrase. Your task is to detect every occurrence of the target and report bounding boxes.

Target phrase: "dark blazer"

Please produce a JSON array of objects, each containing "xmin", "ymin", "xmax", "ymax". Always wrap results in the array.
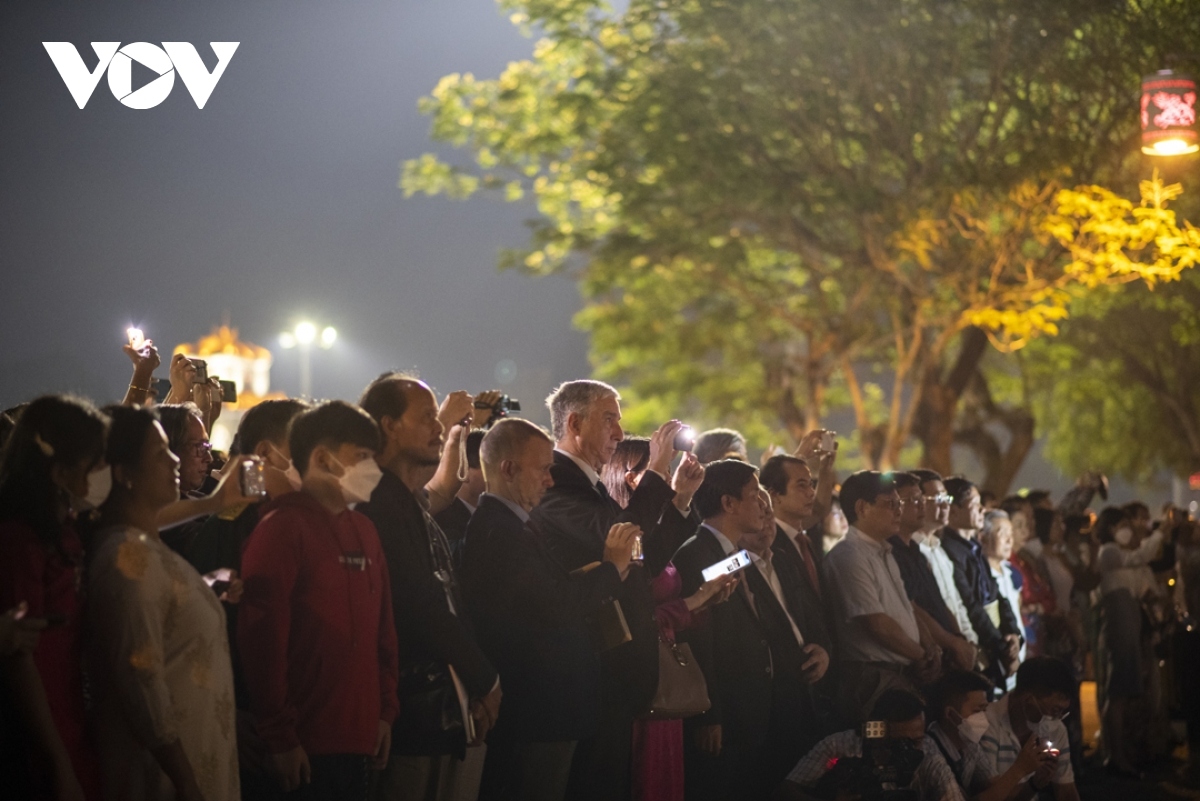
[
  {"xmin": 461, "ymin": 495, "xmax": 621, "ymax": 742},
  {"xmin": 673, "ymin": 527, "xmax": 774, "ymax": 800},
  {"xmin": 358, "ymin": 471, "xmax": 497, "ymax": 715},
  {"xmin": 939, "ymin": 527, "xmax": 1021, "ymax": 665},
  {"xmin": 529, "ymin": 451, "xmax": 679, "ymax": 713},
  {"xmin": 771, "ymin": 526, "xmax": 832, "ymax": 655},
  {"xmin": 432, "ymin": 496, "xmax": 473, "ymax": 567}
]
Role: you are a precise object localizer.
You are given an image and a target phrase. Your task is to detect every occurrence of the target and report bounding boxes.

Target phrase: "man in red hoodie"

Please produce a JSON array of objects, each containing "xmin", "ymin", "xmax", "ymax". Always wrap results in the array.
[{"xmin": 239, "ymin": 400, "xmax": 400, "ymax": 800}]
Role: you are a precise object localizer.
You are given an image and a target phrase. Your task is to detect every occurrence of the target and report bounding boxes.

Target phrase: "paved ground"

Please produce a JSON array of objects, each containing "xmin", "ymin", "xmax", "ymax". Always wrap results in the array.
[{"xmin": 1075, "ymin": 757, "xmax": 1200, "ymax": 800}]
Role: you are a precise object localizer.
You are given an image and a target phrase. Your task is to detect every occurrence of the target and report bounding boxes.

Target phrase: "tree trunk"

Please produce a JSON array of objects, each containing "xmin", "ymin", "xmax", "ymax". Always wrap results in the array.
[{"xmin": 913, "ymin": 326, "xmax": 990, "ymax": 475}]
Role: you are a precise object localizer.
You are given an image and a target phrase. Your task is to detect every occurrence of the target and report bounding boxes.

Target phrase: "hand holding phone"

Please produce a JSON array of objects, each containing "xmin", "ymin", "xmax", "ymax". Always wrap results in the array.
[{"xmin": 702, "ymin": 549, "xmax": 753, "ymax": 582}]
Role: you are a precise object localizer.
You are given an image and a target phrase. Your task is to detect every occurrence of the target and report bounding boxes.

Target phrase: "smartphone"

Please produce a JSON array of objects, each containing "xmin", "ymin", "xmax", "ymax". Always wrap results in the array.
[
  {"xmin": 191, "ymin": 358, "xmax": 208, "ymax": 383},
  {"xmin": 631, "ymin": 534, "xmax": 644, "ymax": 563},
  {"xmin": 240, "ymin": 460, "xmax": 266, "ymax": 498},
  {"xmin": 674, "ymin": 425, "xmax": 696, "ymax": 452},
  {"xmin": 127, "ymin": 327, "xmax": 145, "ymax": 351},
  {"xmin": 150, "ymin": 377, "xmax": 171, "ymax": 402},
  {"xmin": 204, "ymin": 568, "xmax": 233, "ymax": 596},
  {"xmin": 820, "ymin": 430, "xmax": 836, "ymax": 452},
  {"xmin": 702, "ymin": 549, "xmax": 753, "ymax": 582},
  {"xmin": 219, "ymin": 379, "xmax": 237, "ymax": 403}
]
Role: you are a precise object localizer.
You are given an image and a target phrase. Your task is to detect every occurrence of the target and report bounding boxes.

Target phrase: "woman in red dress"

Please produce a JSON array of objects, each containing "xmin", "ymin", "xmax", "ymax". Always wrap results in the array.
[{"xmin": 0, "ymin": 395, "xmax": 110, "ymax": 800}]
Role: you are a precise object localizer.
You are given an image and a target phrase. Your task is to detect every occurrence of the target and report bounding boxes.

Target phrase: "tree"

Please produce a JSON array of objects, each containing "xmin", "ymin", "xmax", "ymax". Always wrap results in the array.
[
  {"xmin": 404, "ymin": 0, "xmax": 1200, "ymax": 486},
  {"xmin": 1021, "ymin": 179, "xmax": 1200, "ymax": 484}
]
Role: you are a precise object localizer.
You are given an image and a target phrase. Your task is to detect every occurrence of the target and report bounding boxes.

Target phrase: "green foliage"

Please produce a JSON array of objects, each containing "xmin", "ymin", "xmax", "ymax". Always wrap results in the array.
[{"xmin": 403, "ymin": 0, "xmax": 1200, "ymax": 468}]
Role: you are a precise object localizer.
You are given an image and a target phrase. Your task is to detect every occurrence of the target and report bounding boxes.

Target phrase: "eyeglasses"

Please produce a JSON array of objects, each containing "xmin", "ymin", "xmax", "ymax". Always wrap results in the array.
[
  {"xmin": 925, "ymin": 493, "xmax": 952, "ymax": 505},
  {"xmin": 186, "ymin": 440, "xmax": 213, "ymax": 458},
  {"xmin": 873, "ymin": 497, "xmax": 901, "ymax": 511}
]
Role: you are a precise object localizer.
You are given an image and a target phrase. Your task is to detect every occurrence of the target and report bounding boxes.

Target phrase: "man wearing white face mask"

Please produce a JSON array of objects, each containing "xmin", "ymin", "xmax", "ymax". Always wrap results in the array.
[
  {"xmin": 239, "ymin": 401, "xmax": 400, "ymax": 800},
  {"xmin": 928, "ymin": 670, "xmax": 1045, "ymax": 801},
  {"xmin": 979, "ymin": 657, "xmax": 1081, "ymax": 801}
]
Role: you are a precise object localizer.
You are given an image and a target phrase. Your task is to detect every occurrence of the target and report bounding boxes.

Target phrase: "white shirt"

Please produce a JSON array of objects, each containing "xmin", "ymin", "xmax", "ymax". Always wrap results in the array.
[
  {"xmin": 1099, "ymin": 529, "xmax": 1164, "ymax": 597},
  {"xmin": 914, "ymin": 530, "xmax": 979, "ymax": 645},
  {"xmin": 823, "ymin": 526, "xmax": 920, "ymax": 664},
  {"xmin": 989, "ymin": 560, "xmax": 1026, "ymax": 691},
  {"xmin": 749, "ymin": 549, "xmax": 805, "ymax": 646},
  {"xmin": 554, "ymin": 447, "xmax": 601, "ymax": 488}
]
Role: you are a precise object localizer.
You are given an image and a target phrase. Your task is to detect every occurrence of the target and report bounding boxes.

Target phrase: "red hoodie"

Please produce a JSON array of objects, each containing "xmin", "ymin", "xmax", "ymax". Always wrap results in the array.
[{"xmin": 238, "ymin": 491, "xmax": 399, "ymax": 755}]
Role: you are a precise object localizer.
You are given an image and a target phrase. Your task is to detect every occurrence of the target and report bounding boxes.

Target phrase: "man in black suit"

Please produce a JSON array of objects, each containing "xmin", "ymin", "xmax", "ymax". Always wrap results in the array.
[
  {"xmin": 941, "ymin": 477, "xmax": 1022, "ymax": 688},
  {"xmin": 358, "ymin": 374, "xmax": 501, "ymax": 801},
  {"xmin": 529, "ymin": 379, "xmax": 696, "ymax": 800},
  {"xmin": 461, "ymin": 418, "xmax": 639, "ymax": 801},
  {"xmin": 760, "ymin": 455, "xmax": 832, "ymax": 656},
  {"xmin": 671, "ymin": 460, "xmax": 775, "ymax": 801},
  {"xmin": 433, "ymin": 429, "xmax": 485, "ymax": 566}
]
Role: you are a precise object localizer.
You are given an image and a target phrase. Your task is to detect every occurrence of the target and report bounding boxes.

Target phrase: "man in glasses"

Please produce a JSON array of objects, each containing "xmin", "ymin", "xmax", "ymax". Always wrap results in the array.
[
  {"xmin": 911, "ymin": 469, "xmax": 981, "ymax": 663},
  {"xmin": 889, "ymin": 473, "xmax": 978, "ymax": 673},
  {"xmin": 823, "ymin": 470, "xmax": 942, "ymax": 722},
  {"xmin": 979, "ymin": 657, "xmax": 1081, "ymax": 801}
]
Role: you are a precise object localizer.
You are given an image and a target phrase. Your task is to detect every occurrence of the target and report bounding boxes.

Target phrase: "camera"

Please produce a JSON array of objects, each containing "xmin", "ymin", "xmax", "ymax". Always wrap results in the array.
[
  {"xmin": 812, "ymin": 721, "xmax": 923, "ymax": 801},
  {"xmin": 476, "ymin": 394, "xmax": 521, "ymax": 426}
]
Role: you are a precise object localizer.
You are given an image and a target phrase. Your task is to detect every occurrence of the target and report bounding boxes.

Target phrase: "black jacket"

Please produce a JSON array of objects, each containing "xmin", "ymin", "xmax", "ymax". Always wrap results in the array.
[
  {"xmin": 529, "ymin": 451, "xmax": 680, "ymax": 713},
  {"xmin": 432, "ymin": 496, "xmax": 473, "ymax": 568},
  {"xmin": 672, "ymin": 527, "xmax": 775, "ymax": 800},
  {"xmin": 461, "ymin": 495, "xmax": 621, "ymax": 742},
  {"xmin": 358, "ymin": 471, "xmax": 497, "ymax": 707},
  {"xmin": 771, "ymin": 526, "xmax": 833, "ymax": 656},
  {"xmin": 939, "ymin": 527, "xmax": 1021, "ymax": 659}
]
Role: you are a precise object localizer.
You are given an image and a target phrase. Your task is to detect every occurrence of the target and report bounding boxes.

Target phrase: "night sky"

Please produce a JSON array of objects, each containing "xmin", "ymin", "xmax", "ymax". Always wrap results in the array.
[{"xmin": 0, "ymin": 1, "xmax": 1161, "ymax": 503}]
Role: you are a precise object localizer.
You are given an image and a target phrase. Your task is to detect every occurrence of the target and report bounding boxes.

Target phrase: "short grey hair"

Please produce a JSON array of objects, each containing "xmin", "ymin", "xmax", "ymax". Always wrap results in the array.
[
  {"xmin": 480, "ymin": 418, "xmax": 553, "ymax": 476},
  {"xmin": 979, "ymin": 509, "xmax": 1012, "ymax": 548},
  {"xmin": 545, "ymin": 380, "xmax": 620, "ymax": 441}
]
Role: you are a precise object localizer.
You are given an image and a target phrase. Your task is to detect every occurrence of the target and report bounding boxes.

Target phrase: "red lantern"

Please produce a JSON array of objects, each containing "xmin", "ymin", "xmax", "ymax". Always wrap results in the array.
[{"xmin": 1141, "ymin": 70, "xmax": 1199, "ymax": 156}]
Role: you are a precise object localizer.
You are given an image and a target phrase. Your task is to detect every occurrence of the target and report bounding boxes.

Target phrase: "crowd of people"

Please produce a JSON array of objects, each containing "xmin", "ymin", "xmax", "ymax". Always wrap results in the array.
[{"xmin": 1, "ymin": 339, "xmax": 1199, "ymax": 801}]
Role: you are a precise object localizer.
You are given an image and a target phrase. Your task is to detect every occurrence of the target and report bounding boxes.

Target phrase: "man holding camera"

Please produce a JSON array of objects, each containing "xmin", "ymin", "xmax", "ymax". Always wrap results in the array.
[
  {"xmin": 530, "ymin": 379, "xmax": 698, "ymax": 801},
  {"xmin": 777, "ymin": 689, "xmax": 965, "ymax": 801},
  {"xmin": 358, "ymin": 375, "xmax": 500, "ymax": 801}
]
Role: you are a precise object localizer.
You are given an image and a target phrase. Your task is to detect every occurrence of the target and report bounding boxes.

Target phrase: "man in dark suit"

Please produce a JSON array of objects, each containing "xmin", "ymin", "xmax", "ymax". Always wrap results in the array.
[
  {"xmin": 433, "ymin": 429, "xmax": 485, "ymax": 567},
  {"xmin": 760, "ymin": 455, "xmax": 832, "ymax": 656},
  {"xmin": 672, "ymin": 460, "xmax": 775, "ymax": 801},
  {"xmin": 358, "ymin": 375, "xmax": 501, "ymax": 801},
  {"xmin": 941, "ymin": 477, "xmax": 1023, "ymax": 688},
  {"xmin": 529, "ymin": 379, "xmax": 696, "ymax": 800},
  {"xmin": 461, "ymin": 418, "xmax": 639, "ymax": 801}
]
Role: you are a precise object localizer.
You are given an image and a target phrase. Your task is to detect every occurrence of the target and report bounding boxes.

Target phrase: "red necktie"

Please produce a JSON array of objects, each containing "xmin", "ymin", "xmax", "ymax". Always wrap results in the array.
[{"xmin": 794, "ymin": 530, "xmax": 821, "ymax": 599}]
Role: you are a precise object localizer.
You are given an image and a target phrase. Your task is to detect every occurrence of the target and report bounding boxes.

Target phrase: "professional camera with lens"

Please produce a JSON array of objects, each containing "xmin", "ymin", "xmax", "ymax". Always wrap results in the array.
[
  {"xmin": 475, "ymin": 394, "xmax": 521, "ymax": 426},
  {"xmin": 811, "ymin": 721, "xmax": 923, "ymax": 801}
]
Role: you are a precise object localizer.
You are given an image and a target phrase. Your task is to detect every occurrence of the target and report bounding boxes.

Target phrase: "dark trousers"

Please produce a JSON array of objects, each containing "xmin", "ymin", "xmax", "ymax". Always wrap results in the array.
[
  {"xmin": 564, "ymin": 700, "xmax": 633, "ymax": 801},
  {"xmin": 288, "ymin": 754, "xmax": 369, "ymax": 801},
  {"xmin": 480, "ymin": 737, "xmax": 576, "ymax": 801}
]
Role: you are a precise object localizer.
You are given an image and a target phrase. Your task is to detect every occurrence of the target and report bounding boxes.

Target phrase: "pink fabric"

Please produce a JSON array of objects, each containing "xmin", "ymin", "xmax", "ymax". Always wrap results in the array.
[{"xmin": 632, "ymin": 564, "xmax": 699, "ymax": 801}]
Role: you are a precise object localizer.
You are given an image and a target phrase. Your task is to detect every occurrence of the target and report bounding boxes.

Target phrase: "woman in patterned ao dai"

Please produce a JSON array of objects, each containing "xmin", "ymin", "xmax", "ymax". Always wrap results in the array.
[{"xmin": 87, "ymin": 405, "xmax": 239, "ymax": 801}]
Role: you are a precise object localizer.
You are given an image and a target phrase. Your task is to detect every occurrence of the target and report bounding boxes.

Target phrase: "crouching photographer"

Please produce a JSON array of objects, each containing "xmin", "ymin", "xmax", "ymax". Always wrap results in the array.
[{"xmin": 776, "ymin": 689, "xmax": 965, "ymax": 801}]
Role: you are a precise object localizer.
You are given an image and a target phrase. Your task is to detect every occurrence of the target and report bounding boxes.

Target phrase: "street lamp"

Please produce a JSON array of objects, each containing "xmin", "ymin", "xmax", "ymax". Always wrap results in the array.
[
  {"xmin": 279, "ymin": 321, "xmax": 337, "ymax": 398},
  {"xmin": 1141, "ymin": 70, "xmax": 1199, "ymax": 156}
]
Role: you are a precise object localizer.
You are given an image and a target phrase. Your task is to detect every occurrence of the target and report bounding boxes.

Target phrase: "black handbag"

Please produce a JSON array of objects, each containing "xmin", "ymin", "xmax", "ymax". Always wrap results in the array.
[{"xmin": 390, "ymin": 661, "xmax": 468, "ymax": 758}]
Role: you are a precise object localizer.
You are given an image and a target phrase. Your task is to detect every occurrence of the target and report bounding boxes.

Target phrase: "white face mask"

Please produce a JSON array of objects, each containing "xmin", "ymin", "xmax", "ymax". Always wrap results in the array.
[
  {"xmin": 269, "ymin": 445, "xmax": 302, "ymax": 491},
  {"xmin": 332, "ymin": 457, "xmax": 383, "ymax": 504},
  {"xmin": 957, "ymin": 711, "xmax": 990, "ymax": 744},
  {"xmin": 1113, "ymin": 526, "xmax": 1134, "ymax": 546},
  {"xmin": 76, "ymin": 465, "xmax": 112, "ymax": 511}
]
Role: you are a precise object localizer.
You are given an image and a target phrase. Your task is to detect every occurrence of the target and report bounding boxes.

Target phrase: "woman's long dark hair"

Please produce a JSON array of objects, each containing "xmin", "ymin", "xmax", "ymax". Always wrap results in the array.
[
  {"xmin": 601, "ymin": 437, "xmax": 650, "ymax": 510},
  {"xmin": 1094, "ymin": 506, "xmax": 1128, "ymax": 545},
  {"xmin": 0, "ymin": 395, "xmax": 108, "ymax": 549}
]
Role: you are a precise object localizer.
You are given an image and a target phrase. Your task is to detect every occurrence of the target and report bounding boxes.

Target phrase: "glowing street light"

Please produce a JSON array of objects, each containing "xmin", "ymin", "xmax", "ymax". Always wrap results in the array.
[
  {"xmin": 279, "ymin": 320, "xmax": 337, "ymax": 398},
  {"xmin": 1141, "ymin": 70, "xmax": 1199, "ymax": 156}
]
